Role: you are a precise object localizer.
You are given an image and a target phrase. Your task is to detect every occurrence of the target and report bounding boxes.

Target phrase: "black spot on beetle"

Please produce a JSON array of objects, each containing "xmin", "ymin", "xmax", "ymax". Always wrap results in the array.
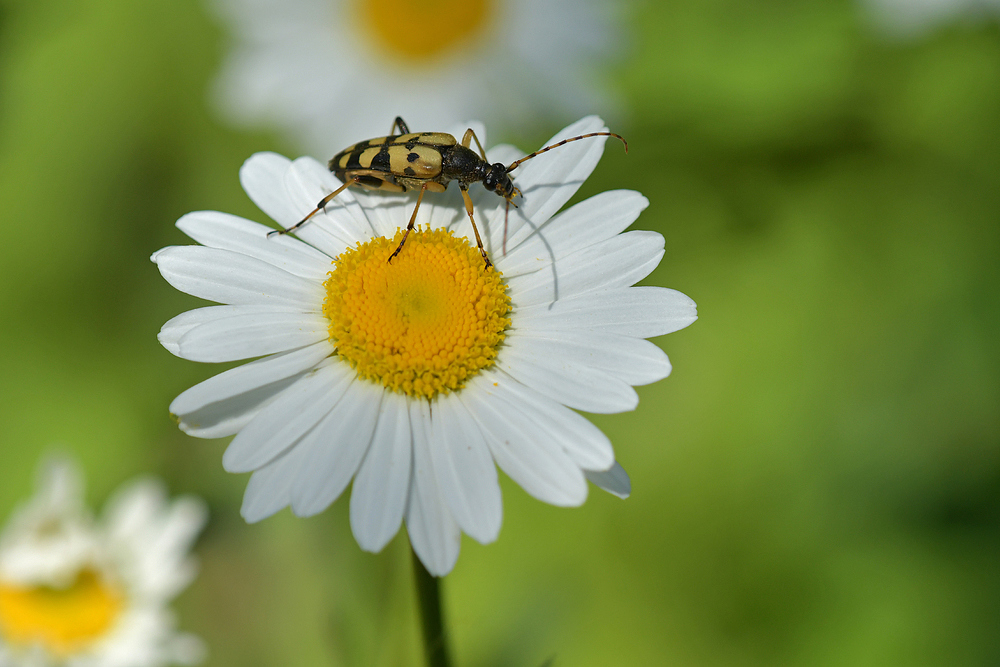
[
  {"xmin": 371, "ymin": 146, "xmax": 391, "ymax": 171},
  {"xmin": 404, "ymin": 167, "xmax": 416, "ymax": 176},
  {"xmin": 407, "ymin": 152, "xmax": 420, "ymax": 163}
]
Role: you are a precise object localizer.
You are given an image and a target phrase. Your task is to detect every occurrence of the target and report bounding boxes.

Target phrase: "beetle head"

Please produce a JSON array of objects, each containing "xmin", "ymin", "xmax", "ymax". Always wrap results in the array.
[{"xmin": 483, "ymin": 163, "xmax": 516, "ymax": 200}]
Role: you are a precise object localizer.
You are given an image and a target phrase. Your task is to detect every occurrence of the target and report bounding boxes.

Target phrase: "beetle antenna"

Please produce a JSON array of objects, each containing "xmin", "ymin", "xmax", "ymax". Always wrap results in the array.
[{"xmin": 505, "ymin": 132, "xmax": 628, "ymax": 173}]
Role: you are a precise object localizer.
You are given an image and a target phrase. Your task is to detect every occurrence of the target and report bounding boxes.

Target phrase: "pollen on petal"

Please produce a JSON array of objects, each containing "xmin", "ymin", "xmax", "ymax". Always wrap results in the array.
[{"xmin": 323, "ymin": 227, "xmax": 510, "ymax": 399}]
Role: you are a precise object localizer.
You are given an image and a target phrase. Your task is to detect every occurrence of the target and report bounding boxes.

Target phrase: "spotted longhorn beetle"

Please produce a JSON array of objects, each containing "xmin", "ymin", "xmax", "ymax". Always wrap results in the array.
[{"xmin": 269, "ymin": 117, "xmax": 627, "ymax": 269}]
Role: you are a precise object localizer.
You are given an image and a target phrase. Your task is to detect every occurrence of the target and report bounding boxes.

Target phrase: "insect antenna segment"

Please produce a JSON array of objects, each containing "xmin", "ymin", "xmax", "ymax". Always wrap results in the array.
[{"xmin": 505, "ymin": 132, "xmax": 628, "ymax": 173}]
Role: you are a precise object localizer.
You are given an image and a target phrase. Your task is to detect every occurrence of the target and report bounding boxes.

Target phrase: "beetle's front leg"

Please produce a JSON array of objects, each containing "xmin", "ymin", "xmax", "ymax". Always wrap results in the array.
[
  {"xmin": 461, "ymin": 128, "xmax": 488, "ymax": 161},
  {"xmin": 459, "ymin": 184, "xmax": 493, "ymax": 270},
  {"xmin": 387, "ymin": 182, "xmax": 429, "ymax": 264}
]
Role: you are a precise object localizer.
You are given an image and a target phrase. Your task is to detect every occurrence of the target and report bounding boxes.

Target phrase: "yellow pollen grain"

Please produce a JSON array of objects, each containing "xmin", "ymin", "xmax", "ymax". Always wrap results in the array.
[
  {"xmin": 0, "ymin": 569, "xmax": 123, "ymax": 657},
  {"xmin": 324, "ymin": 227, "xmax": 510, "ymax": 399},
  {"xmin": 357, "ymin": 0, "xmax": 493, "ymax": 62}
]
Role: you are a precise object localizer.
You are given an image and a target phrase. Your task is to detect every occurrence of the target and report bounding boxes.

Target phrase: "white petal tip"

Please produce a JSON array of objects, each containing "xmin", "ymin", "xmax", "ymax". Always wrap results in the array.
[
  {"xmin": 220, "ymin": 448, "xmax": 251, "ymax": 474},
  {"xmin": 585, "ymin": 462, "xmax": 631, "ymax": 499},
  {"xmin": 241, "ymin": 151, "xmax": 290, "ymax": 170},
  {"xmin": 158, "ymin": 337, "xmax": 182, "ymax": 356}
]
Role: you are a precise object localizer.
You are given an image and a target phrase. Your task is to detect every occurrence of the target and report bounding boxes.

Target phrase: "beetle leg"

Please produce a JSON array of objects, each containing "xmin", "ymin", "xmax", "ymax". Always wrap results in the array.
[
  {"xmin": 268, "ymin": 176, "xmax": 360, "ymax": 237},
  {"xmin": 459, "ymin": 184, "xmax": 493, "ymax": 270},
  {"xmin": 387, "ymin": 182, "xmax": 429, "ymax": 264},
  {"xmin": 391, "ymin": 116, "xmax": 410, "ymax": 135},
  {"xmin": 461, "ymin": 128, "xmax": 488, "ymax": 161}
]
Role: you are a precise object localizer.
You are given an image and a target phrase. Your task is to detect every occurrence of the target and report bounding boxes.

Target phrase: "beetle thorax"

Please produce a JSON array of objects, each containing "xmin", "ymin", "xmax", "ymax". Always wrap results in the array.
[{"xmin": 441, "ymin": 145, "xmax": 489, "ymax": 185}]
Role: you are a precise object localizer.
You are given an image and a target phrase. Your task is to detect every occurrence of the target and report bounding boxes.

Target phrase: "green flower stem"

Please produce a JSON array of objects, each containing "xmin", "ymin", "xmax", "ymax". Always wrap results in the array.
[{"xmin": 411, "ymin": 544, "xmax": 452, "ymax": 667}]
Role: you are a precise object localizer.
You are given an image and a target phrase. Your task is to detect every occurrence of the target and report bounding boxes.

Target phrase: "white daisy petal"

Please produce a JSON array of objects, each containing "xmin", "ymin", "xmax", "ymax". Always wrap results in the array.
[
  {"xmin": 153, "ymin": 245, "xmax": 324, "ymax": 309},
  {"xmin": 350, "ymin": 392, "xmax": 413, "ymax": 552},
  {"xmin": 431, "ymin": 394, "xmax": 503, "ymax": 545},
  {"xmin": 505, "ymin": 330, "xmax": 672, "ymax": 386},
  {"xmin": 176, "ymin": 210, "xmax": 332, "ymax": 281},
  {"xmin": 497, "ymin": 338, "xmax": 639, "ymax": 414},
  {"xmin": 241, "ymin": 450, "xmax": 301, "ymax": 523},
  {"xmin": 158, "ymin": 306, "xmax": 224, "ymax": 357},
  {"xmin": 178, "ymin": 403, "xmax": 265, "ymax": 439},
  {"xmin": 176, "ymin": 378, "xmax": 291, "ymax": 440},
  {"xmin": 348, "ymin": 190, "xmax": 415, "ymax": 240},
  {"xmin": 406, "ymin": 400, "xmax": 461, "ymax": 577},
  {"xmin": 288, "ymin": 379, "xmax": 382, "ymax": 517},
  {"xmin": 222, "ymin": 359, "xmax": 354, "ymax": 473},
  {"xmin": 478, "ymin": 370, "xmax": 614, "ymax": 472},
  {"xmin": 499, "ymin": 190, "xmax": 648, "ymax": 276},
  {"xmin": 507, "ymin": 230, "xmax": 665, "ymax": 306},
  {"xmin": 171, "ymin": 341, "xmax": 334, "ymax": 438},
  {"xmin": 169, "ymin": 341, "xmax": 333, "ymax": 417},
  {"xmin": 585, "ymin": 461, "xmax": 632, "ymax": 499},
  {"xmin": 176, "ymin": 310, "xmax": 329, "ymax": 363},
  {"xmin": 160, "ymin": 305, "xmax": 323, "ymax": 360},
  {"xmin": 513, "ymin": 286, "xmax": 699, "ymax": 338},
  {"xmin": 239, "ymin": 151, "xmax": 301, "ymax": 228},
  {"xmin": 460, "ymin": 380, "xmax": 588, "ymax": 507}
]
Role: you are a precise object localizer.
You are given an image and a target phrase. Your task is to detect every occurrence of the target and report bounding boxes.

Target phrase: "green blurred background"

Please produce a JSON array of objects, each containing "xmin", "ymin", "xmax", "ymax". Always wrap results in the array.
[{"xmin": 1, "ymin": 0, "xmax": 998, "ymax": 665}]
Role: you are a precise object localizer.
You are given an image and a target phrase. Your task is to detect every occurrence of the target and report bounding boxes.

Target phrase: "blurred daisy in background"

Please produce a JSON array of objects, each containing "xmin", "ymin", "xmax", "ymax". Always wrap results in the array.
[
  {"xmin": 0, "ymin": 459, "xmax": 207, "ymax": 667},
  {"xmin": 208, "ymin": 0, "xmax": 622, "ymax": 152},
  {"xmin": 152, "ymin": 116, "xmax": 696, "ymax": 576},
  {"xmin": 861, "ymin": 0, "xmax": 1000, "ymax": 36}
]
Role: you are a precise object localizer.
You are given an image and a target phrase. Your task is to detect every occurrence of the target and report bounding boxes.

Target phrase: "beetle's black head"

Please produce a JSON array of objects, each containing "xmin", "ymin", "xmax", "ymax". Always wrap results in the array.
[{"xmin": 483, "ymin": 162, "xmax": 516, "ymax": 200}]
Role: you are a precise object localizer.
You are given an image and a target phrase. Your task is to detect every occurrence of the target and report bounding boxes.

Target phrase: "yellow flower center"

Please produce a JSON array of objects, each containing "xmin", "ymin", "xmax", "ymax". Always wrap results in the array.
[
  {"xmin": 0, "ymin": 569, "xmax": 124, "ymax": 656},
  {"xmin": 324, "ymin": 228, "xmax": 510, "ymax": 399},
  {"xmin": 356, "ymin": 0, "xmax": 494, "ymax": 63}
]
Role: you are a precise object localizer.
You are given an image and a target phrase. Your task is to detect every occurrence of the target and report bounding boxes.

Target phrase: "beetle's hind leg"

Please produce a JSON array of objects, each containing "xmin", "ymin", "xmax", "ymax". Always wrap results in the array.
[{"xmin": 268, "ymin": 176, "xmax": 360, "ymax": 237}]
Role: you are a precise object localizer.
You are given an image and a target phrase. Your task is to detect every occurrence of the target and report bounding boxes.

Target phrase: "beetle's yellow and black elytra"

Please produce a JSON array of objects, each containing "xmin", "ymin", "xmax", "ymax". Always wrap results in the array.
[
  {"xmin": 270, "ymin": 117, "xmax": 627, "ymax": 269},
  {"xmin": 330, "ymin": 131, "xmax": 454, "ymax": 192}
]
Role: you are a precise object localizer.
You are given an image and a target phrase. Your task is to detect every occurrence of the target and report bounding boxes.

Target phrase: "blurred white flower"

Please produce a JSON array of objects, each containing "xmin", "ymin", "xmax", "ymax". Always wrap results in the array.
[
  {"xmin": 862, "ymin": 0, "xmax": 1000, "ymax": 36},
  {"xmin": 0, "ymin": 459, "xmax": 207, "ymax": 667},
  {"xmin": 208, "ymin": 0, "xmax": 622, "ymax": 152},
  {"xmin": 153, "ymin": 116, "xmax": 696, "ymax": 576}
]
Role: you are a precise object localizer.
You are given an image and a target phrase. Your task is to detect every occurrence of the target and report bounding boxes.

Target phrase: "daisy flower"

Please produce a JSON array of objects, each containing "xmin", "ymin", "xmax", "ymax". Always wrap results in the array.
[
  {"xmin": 208, "ymin": 0, "xmax": 621, "ymax": 152},
  {"xmin": 0, "ymin": 458, "xmax": 207, "ymax": 667},
  {"xmin": 153, "ymin": 116, "xmax": 697, "ymax": 576}
]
